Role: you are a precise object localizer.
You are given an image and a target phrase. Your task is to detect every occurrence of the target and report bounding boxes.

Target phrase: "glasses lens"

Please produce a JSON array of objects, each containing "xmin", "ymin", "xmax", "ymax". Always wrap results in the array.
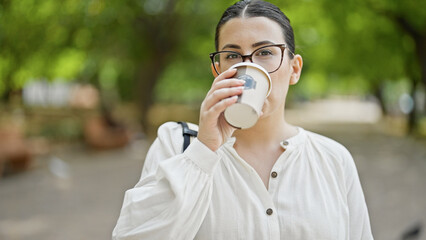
[
  {"xmin": 213, "ymin": 52, "xmax": 242, "ymax": 74},
  {"xmin": 252, "ymin": 46, "xmax": 282, "ymax": 73},
  {"xmin": 212, "ymin": 45, "xmax": 283, "ymax": 74}
]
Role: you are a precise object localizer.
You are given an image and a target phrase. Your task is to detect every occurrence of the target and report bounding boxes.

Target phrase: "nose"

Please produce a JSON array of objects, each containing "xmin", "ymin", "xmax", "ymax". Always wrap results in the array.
[{"xmin": 241, "ymin": 55, "xmax": 253, "ymax": 63}]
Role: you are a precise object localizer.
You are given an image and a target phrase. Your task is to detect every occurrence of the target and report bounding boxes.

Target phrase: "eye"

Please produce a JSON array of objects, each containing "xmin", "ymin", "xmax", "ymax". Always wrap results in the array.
[
  {"xmin": 225, "ymin": 53, "xmax": 241, "ymax": 60},
  {"xmin": 256, "ymin": 49, "xmax": 273, "ymax": 56}
]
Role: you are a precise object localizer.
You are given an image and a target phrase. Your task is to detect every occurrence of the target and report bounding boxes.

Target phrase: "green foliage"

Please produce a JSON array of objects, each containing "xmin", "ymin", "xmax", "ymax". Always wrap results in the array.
[
  {"xmin": 0, "ymin": 0, "xmax": 424, "ymax": 106},
  {"xmin": 279, "ymin": 0, "xmax": 420, "ymax": 102}
]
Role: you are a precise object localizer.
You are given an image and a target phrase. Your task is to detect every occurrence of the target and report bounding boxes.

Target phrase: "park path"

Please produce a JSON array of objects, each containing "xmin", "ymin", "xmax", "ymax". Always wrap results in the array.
[{"xmin": 0, "ymin": 119, "xmax": 425, "ymax": 239}]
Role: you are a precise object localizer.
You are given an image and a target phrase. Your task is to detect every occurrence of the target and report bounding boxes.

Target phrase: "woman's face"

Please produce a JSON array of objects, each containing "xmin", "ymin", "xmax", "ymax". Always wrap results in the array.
[{"xmin": 216, "ymin": 17, "xmax": 302, "ymax": 118}]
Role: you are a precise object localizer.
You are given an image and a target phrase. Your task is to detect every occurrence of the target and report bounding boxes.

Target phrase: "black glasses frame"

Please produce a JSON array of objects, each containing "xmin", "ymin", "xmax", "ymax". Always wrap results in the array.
[{"xmin": 209, "ymin": 44, "xmax": 292, "ymax": 75}]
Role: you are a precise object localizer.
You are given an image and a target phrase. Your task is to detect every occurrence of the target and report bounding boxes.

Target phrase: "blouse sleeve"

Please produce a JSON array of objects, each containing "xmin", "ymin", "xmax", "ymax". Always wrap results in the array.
[
  {"xmin": 343, "ymin": 149, "xmax": 374, "ymax": 240},
  {"xmin": 112, "ymin": 122, "xmax": 220, "ymax": 240}
]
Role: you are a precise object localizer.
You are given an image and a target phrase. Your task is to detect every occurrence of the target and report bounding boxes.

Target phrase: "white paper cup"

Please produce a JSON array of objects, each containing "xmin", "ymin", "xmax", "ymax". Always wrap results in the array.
[{"xmin": 224, "ymin": 62, "xmax": 272, "ymax": 129}]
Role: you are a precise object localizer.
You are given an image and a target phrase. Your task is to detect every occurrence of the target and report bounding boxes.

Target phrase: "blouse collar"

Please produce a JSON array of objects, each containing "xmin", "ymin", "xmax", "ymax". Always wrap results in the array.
[{"xmin": 224, "ymin": 126, "xmax": 306, "ymax": 150}]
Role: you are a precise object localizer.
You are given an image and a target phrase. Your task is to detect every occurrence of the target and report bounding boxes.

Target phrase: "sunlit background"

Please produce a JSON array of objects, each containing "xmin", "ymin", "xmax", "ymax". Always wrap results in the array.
[{"xmin": 1, "ymin": 0, "xmax": 425, "ymax": 239}]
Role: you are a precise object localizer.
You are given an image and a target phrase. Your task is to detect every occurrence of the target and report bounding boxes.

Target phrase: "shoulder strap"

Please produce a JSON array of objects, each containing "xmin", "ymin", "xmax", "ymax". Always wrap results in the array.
[{"xmin": 177, "ymin": 122, "xmax": 198, "ymax": 152}]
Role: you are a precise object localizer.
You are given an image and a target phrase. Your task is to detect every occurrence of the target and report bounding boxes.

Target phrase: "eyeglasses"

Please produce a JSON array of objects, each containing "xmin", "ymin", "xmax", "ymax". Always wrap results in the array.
[{"xmin": 209, "ymin": 44, "xmax": 292, "ymax": 75}]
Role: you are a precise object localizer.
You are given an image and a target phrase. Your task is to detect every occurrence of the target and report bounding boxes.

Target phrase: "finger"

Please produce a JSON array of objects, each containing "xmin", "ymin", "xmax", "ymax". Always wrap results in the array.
[
  {"xmin": 206, "ymin": 68, "xmax": 239, "ymax": 96},
  {"xmin": 212, "ymin": 68, "xmax": 237, "ymax": 85},
  {"xmin": 207, "ymin": 78, "xmax": 245, "ymax": 96},
  {"xmin": 213, "ymin": 78, "xmax": 245, "ymax": 90},
  {"xmin": 203, "ymin": 95, "xmax": 239, "ymax": 122},
  {"xmin": 203, "ymin": 86, "xmax": 243, "ymax": 111}
]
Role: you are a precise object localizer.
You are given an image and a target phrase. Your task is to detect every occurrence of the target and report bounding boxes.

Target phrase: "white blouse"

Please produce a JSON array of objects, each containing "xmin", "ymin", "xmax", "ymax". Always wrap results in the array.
[{"xmin": 113, "ymin": 122, "xmax": 373, "ymax": 240}]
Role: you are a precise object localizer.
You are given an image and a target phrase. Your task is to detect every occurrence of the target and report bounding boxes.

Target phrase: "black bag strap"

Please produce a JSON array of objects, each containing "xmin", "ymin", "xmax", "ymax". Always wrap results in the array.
[{"xmin": 177, "ymin": 122, "xmax": 198, "ymax": 152}]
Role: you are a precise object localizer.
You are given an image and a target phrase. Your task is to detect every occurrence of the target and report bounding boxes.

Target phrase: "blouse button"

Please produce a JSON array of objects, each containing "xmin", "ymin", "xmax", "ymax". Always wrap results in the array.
[
  {"xmin": 266, "ymin": 208, "xmax": 273, "ymax": 215},
  {"xmin": 280, "ymin": 140, "xmax": 289, "ymax": 149},
  {"xmin": 271, "ymin": 171, "xmax": 278, "ymax": 178}
]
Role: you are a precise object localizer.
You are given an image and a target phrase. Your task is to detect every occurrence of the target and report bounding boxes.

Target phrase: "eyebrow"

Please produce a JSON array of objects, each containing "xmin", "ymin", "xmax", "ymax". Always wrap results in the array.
[
  {"xmin": 252, "ymin": 40, "xmax": 276, "ymax": 48},
  {"xmin": 221, "ymin": 44, "xmax": 241, "ymax": 50},
  {"xmin": 221, "ymin": 40, "xmax": 277, "ymax": 50}
]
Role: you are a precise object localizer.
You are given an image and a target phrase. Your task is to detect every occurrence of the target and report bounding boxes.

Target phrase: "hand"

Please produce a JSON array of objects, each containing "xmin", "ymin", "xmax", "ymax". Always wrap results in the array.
[{"xmin": 198, "ymin": 68, "xmax": 244, "ymax": 151}]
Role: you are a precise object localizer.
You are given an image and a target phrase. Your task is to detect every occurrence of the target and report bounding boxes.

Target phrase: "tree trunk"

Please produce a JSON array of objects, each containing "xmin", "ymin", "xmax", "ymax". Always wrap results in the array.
[
  {"xmin": 372, "ymin": 82, "xmax": 387, "ymax": 115},
  {"xmin": 416, "ymin": 35, "xmax": 426, "ymax": 120},
  {"xmin": 417, "ymin": 36, "xmax": 426, "ymax": 89},
  {"xmin": 137, "ymin": 59, "xmax": 166, "ymax": 133},
  {"xmin": 408, "ymin": 32, "xmax": 426, "ymax": 134},
  {"xmin": 407, "ymin": 77, "xmax": 418, "ymax": 134},
  {"xmin": 388, "ymin": 14, "xmax": 426, "ymax": 134},
  {"xmin": 0, "ymin": 77, "xmax": 12, "ymax": 105},
  {"xmin": 133, "ymin": 0, "xmax": 180, "ymax": 134}
]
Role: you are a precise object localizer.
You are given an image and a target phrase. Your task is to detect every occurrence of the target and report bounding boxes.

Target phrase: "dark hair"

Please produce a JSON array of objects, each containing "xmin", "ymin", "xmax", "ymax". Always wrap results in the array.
[{"xmin": 215, "ymin": 0, "xmax": 295, "ymax": 58}]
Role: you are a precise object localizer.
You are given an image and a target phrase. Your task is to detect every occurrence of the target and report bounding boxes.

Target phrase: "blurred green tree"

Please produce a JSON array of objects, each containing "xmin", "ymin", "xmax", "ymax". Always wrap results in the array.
[
  {"xmin": 0, "ymin": 0, "xmax": 424, "ymax": 133},
  {"xmin": 0, "ymin": 0, "xmax": 231, "ymax": 130},
  {"xmin": 364, "ymin": 0, "xmax": 426, "ymax": 132},
  {"xmin": 275, "ymin": 0, "xmax": 425, "ymax": 133}
]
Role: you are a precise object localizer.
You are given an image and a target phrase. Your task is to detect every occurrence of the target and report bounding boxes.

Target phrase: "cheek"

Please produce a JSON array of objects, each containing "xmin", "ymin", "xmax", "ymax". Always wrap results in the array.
[
  {"xmin": 270, "ymin": 71, "xmax": 291, "ymax": 96},
  {"xmin": 264, "ymin": 71, "xmax": 291, "ymax": 104},
  {"xmin": 262, "ymin": 65, "xmax": 292, "ymax": 109},
  {"xmin": 269, "ymin": 82, "xmax": 289, "ymax": 103}
]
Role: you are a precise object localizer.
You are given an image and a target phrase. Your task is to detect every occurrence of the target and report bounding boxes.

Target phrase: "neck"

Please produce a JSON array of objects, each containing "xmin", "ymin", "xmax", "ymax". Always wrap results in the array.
[{"xmin": 232, "ymin": 108, "xmax": 297, "ymax": 148}]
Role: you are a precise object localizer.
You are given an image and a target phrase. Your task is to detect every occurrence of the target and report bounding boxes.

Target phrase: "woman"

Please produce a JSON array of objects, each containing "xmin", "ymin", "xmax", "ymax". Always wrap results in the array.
[{"xmin": 113, "ymin": 0, "xmax": 374, "ymax": 239}]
